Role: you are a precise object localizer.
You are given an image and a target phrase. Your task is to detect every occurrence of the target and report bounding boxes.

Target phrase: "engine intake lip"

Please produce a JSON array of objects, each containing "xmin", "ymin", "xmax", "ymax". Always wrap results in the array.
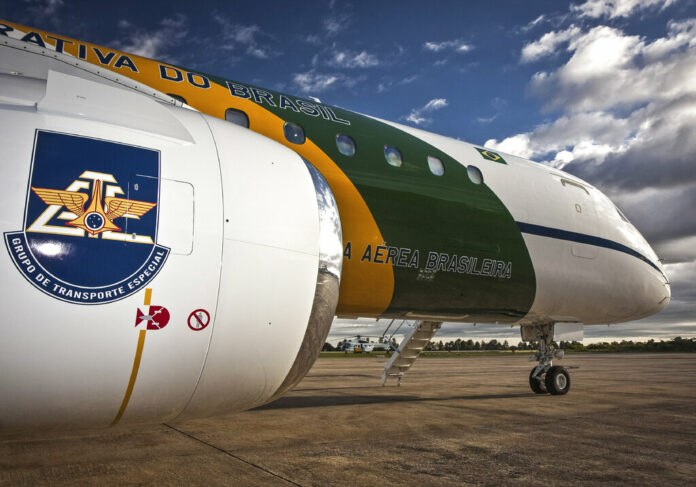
[{"xmin": 268, "ymin": 159, "xmax": 343, "ymax": 400}]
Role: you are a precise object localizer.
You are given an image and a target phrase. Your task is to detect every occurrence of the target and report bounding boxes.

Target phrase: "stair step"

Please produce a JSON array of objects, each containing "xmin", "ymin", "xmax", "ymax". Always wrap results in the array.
[{"xmin": 381, "ymin": 320, "xmax": 442, "ymax": 386}]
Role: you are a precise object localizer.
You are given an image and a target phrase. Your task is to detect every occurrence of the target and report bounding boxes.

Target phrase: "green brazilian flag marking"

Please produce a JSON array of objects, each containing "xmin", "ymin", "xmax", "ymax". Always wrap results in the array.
[{"xmin": 476, "ymin": 148, "xmax": 507, "ymax": 164}]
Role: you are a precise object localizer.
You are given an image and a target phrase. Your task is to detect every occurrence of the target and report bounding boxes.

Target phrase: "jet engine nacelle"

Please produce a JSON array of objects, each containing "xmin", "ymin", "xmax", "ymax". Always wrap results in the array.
[{"xmin": 0, "ymin": 65, "xmax": 342, "ymax": 430}]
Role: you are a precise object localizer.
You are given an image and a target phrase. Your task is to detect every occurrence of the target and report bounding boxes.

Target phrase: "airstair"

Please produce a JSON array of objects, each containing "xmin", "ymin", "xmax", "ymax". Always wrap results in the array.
[{"xmin": 381, "ymin": 320, "xmax": 442, "ymax": 386}]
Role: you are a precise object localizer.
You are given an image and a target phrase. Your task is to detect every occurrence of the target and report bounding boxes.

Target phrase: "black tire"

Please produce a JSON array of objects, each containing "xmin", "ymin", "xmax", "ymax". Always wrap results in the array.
[
  {"xmin": 545, "ymin": 366, "xmax": 571, "ymax": 395},
  {"xmin": 529, "ymin": 368, "xmax": 546, "ymax": 394}
]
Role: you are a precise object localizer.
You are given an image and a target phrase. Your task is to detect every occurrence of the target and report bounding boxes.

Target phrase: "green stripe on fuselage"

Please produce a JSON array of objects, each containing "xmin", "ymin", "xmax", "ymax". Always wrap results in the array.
[{"xmin": 204, "ymin": 75, "xmax": 536, "ymax": 322}]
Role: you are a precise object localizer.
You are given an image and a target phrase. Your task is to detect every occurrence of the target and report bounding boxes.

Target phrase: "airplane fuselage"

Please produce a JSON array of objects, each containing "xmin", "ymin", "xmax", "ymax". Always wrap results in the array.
[{"xmin": 0, "ymin": 19, "xmax": 670, "ymax": 428}]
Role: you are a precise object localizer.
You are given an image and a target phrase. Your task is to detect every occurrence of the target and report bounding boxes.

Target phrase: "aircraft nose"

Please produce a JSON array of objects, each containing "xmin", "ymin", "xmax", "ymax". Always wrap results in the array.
[
  {"xmin": 658, "ymin": 278, "xmax": 671, "ymax": 311},
  {"xmin": 643, "ymin": 266, "xmax": 671, "ymax": 318}
]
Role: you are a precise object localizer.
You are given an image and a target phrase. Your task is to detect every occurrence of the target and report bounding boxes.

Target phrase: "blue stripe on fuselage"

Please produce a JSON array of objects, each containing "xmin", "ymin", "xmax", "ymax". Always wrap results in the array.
[{"xmin": 516, "ymin": 221, "xmax": 664, "ymax": 277}]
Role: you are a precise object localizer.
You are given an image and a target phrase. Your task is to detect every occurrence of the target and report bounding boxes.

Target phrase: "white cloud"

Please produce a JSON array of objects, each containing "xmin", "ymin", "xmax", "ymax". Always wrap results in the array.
[
  {"xmin": 522, "ymin": 14, "xmax": 547, "ymax": 32},
  {"xmin": 403, "ymin": 98, "xmax": 448, "ymax": 126},
  {"xmin": 323, "ymin": 11, "xmax": 351, "ymax": 36},
  {"xmin": 293, "ymin": 71, "xmax": 339, "ymax": 93},
  {"xmin": 329, "ymin": 49, "xmax": 380, "ymax": 68},
  {"xmin": 477, "ymin": 114, "xmax": 498, "ymax": 123},
  {"xmin": 571, "ymin": 0, "xmax": 680, "ymax": 19},
  {"xmin": 21, "ymin": 0, "xmax": 65, "ymax": 28},
  {"xmin": 522, "ymin": 22, "xmax": 696, "ymax": 115},
  {"xmin": 521, "ymin": 25, "xmax": 582, "ymax": 62},
  {"xmin": 406, "ymin": 113, "xmax": 427, "ymax": 125},
  {"xmin": 423, "ymin": 98, "xmax": 448, "ymax": 110},
  {"xmin": 485, "ymin": 133, "xmax": 534, "ymax": 159},
  {"xmin": 486, "ymin": 110, "xmax": 631, "ymax": 162},
  {"xmin": 423, "ymin": 39, "xmax": 473, "ymax": 53},
  {"xmin": 490, "ymin": 15, "xmax": 696, "ymax": 287},
  {"xmin": 114, "ymin": 14, "xmax": 188, "ymax": 60},
  {"xmin": 292, "ymin": 70, "xmax": 362, "ymax": 94},
  {"xmin": 212, "ymin": 14, "xmax": 274, "ymax": 59},
  {"xmin": 27, "ymin": 0, "xmax": 64, "ymax": 16}
]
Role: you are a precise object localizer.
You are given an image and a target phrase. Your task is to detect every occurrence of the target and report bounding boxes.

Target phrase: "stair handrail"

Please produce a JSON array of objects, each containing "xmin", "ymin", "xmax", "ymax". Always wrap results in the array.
[{"xmin": 382, "ymin": 319, "xmax": 415, "ymax": 352}]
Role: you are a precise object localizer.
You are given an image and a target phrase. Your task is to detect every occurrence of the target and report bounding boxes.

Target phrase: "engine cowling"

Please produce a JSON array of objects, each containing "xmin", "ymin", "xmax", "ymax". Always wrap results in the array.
[{"xmin": 0, "ymin": 47, "xmax": 341, "ymax": 431}]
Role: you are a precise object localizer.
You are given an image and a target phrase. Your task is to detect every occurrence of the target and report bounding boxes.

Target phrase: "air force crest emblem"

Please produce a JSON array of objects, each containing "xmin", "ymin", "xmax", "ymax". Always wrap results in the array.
[{"xmin": 4, "ymin": 131, "xmax": 170, "ymax": 304}]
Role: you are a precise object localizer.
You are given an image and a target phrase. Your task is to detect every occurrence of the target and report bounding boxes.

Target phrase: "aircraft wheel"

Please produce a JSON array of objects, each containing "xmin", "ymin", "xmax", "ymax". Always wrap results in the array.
[
  {"xmin": 529, "ymin": 368, "xmax": 546, "ymax": 394},
  {"xmin": 545, "ymin": 366, "xmax": 571, "ymax": 395}
]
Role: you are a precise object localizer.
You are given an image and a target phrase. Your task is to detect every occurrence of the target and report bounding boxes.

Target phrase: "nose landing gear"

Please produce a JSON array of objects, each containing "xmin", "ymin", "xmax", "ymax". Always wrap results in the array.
[{"xmin": 525, "ymin": 323, "xmax": 571, "ymax": 395}]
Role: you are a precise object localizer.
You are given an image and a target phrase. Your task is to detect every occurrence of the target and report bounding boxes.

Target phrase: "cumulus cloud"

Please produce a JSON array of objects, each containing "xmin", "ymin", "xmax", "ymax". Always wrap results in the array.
[
  {"xmin": 488, "ymin": 20, "xmax": 696, "ymax": 175},
  {"xmin": 114, "ymin": 14, "xmax": 188, "ymax": 61},
  {"xmin": 571, "ymin": 0, "xmax": 681, "ymax": 19},
  {"xmin": 488, "ymin": 8, "xmax": 696, "ymax": 332},
  {"xmin": 521, "ymin": 25, "xmax": 582, "ymax": 62},
  {"xmin": 403, "ymin": 98, "xmax": 448, "ymax": 126},
  {"xmin": 423, "ymin": 39, "xmax": 473, "ymax": 53}
]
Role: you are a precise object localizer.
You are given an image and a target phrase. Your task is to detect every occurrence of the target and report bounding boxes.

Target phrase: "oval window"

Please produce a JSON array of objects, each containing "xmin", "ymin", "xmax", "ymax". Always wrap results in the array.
[
  {"xmin": 284, "ymin": 122, "xmax": 305, "ymax": 144},
  {"xmin": 467, "ymin": 165, "xmax": 483, "ymax": 184},
  {"xmin": 427, "ymin": 156, "xmax": 444, "ymax": 176},
  {"xmin": 384, "ymin": 146, "xmax": 402, "ymax": 167},
  {"xmin": 225, "ymin": 108, "xmax": 249, "ymax": 128},
  {"xmin": 336, "ymin": 134, "xmax": 356, "ymax": 156}
]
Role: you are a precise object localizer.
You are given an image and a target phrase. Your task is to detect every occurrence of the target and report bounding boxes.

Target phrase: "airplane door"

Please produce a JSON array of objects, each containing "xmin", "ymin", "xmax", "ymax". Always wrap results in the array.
[{"xmin": 560, "ymin": 178, "xmax": 598, "ymax": 259}]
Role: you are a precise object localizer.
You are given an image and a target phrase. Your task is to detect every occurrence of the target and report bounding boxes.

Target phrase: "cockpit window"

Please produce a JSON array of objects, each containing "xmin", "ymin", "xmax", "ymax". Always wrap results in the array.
[{"xmin": 615, "ymin": 204, "xmax": 629, "ymax": 223}]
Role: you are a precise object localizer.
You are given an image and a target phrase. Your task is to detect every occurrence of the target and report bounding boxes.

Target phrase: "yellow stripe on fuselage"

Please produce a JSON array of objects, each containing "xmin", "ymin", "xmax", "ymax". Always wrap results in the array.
[{"xmin": 0, "ymin": 20, "xmax": 394, "ymax": 316}]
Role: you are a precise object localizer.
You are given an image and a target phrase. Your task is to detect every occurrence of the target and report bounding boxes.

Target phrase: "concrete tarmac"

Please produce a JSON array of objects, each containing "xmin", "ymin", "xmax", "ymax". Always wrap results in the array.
[{"xmin": 1, "ymin": 353, "xmax": 695, "ymax": 486}]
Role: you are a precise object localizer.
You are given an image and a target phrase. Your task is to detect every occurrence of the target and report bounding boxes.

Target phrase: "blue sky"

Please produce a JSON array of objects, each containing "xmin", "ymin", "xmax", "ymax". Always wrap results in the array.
[{"xmin": 2, "ymin": 0, "xmax": 695, "ymax": 343}]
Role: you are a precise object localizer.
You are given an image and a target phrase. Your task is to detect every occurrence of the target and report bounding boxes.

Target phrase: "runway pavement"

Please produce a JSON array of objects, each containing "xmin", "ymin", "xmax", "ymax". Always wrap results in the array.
[{"xmin": 1, "ymin": 353, "xmax": 694, "ymax": 486}]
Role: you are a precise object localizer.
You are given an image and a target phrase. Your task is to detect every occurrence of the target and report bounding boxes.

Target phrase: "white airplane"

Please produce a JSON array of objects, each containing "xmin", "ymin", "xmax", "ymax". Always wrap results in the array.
[{"xmin": 0, "ymin": 20, "xmax": 670, "ymax": 431}]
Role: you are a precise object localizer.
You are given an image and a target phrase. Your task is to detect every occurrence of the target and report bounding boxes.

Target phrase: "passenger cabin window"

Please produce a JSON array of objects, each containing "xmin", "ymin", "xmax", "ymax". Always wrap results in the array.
[
  {"xmin": 384, "ymin": 146, "xmax": 402, "ymax": 167},
  {"xmin": 427, "ymin": 156, "xmax": 444, "ymax": 176},
  {"xmin": 336, "ymin": 134, "xmax": 356, "ymax": 156},
  {"xmin": 225, "ymin": 108, "xmax": 249, "ymax": 128},
  {"xmin": 284, "ymin": 122, "xmax": 305, "ymax": 144},
  {"xmin": 167, "ymin": 93, "xmax": 187, "ymax": 105},
  {"xmin": 467, "ymin": 165, "xmax": 483, "ymax": 184}
]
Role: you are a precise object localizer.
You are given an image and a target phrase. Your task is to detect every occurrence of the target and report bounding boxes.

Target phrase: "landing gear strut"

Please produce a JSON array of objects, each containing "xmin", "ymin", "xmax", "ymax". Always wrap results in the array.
[{"xmin": 525, "ymin": 324, "xmax": 571, "ymax": 395}]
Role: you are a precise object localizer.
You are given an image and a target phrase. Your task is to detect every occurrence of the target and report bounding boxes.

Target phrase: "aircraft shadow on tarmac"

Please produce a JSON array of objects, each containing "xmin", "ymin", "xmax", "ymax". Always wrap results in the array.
[{"xmin": 255, "ymin": 391, "xmax": 532, "ymax": 410}]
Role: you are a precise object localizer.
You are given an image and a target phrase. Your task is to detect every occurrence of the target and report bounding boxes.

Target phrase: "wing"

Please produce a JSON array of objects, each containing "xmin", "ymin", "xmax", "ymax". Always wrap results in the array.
[
  {"xmin": 31, "ymin": 187, "xmax": 88, "ymax": 216},
  {"xmin": 104, "ymin": 197, "xmax": 157, "ymax": 220}
]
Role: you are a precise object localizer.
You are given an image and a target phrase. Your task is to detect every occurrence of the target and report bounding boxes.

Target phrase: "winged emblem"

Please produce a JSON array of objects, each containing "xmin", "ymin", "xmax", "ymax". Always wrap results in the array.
[{"xmin": 31, "ymin": 179, "xmax": 156, "ymax": 236}]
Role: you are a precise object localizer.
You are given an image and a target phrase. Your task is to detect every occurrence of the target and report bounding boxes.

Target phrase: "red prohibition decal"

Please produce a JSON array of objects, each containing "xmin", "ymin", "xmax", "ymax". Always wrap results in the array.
[{"xmin": 188, "ymin": 309, "xmax": 210, "ymax": 331}]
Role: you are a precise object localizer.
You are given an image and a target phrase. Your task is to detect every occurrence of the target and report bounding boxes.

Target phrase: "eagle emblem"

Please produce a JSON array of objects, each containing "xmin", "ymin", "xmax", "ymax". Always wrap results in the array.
[
  {"xmin": 5, "ymin": 130, "xmax": 170, "ymax": 305},
  {"xmin": 31, "ymin": 179, "xmax": 156, "ymax": 236}
]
